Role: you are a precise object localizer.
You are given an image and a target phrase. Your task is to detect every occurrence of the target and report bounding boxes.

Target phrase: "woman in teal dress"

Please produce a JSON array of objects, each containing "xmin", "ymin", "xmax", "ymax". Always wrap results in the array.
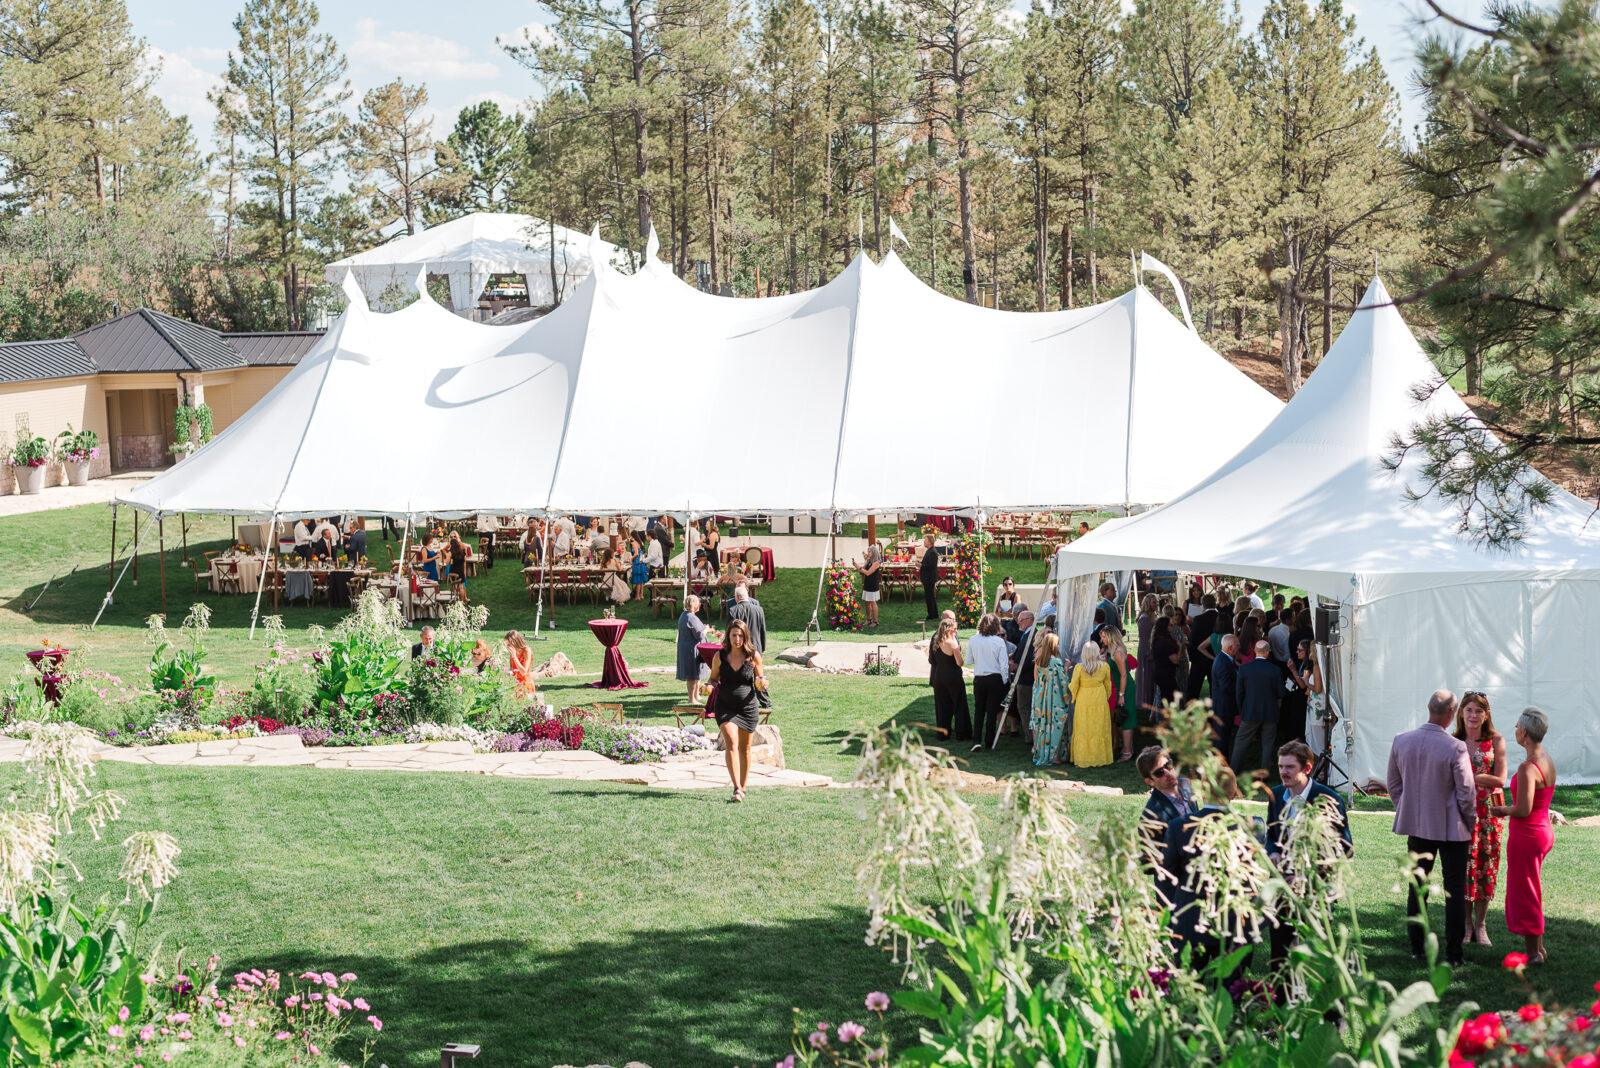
[
  {"xmin": 1031, "ymin": 631, "xmax": 1071, "ymax": 766},
  {"xmin": 1101, "ymin": 627, "xmax": 1139, "ymax": 762}
]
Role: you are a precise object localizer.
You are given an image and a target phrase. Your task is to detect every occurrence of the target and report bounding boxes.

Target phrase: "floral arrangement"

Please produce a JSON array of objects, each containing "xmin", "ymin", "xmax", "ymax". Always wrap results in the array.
[
  {"xmin": 1447, "ymin": 954, "xmax": 1600, "ymax": 1066},
  {"xmin": 825, "ymin": 561, "xmax": 862, "ymax": 631},
  {"xmin": 529, "ymin": 717, "xmax": 584, "ymax": 749},
  {"xmin": 952, "ymin": 529, "xmax": 991, "ymax": 628},
  {"xmin": 10, "ymin": 433, "xmax": 50, "ymax": 468},
  {"xmin": 587, "ymin": 724, "xmax": 714, "ymax": 763},
  {"xmin": 403, "ymin": 721, "xmax": 496, "ymax": 751},
  {"xmin": 54, "ymin": 426, "xmax": 101, "ymax": 463},
  {"xmin": 861, "ymin": 650, "xmax": 901, "ymax": 677}
]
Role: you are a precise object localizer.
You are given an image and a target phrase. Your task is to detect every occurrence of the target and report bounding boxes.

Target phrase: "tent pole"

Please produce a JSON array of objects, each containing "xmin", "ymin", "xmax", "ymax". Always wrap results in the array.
[
  {"xmin": 248, "ymin": 515, "xmax": 276, "ymax": 639},
  {"xmin": 681, "ymin": 504, "xmax": 692, "ymax": 609},
  {"xmin": 180, "ymin": 513, "xmax": 189, "ymax": 567},
  {"xmin": 396, "ymin": 517, "xmax": 412, "ymax": 622},
  {"xmin": 158, "ymin": 518, "xmax": 166, "ymax": 617},
  {"xmin": 1123, "ymin": 279, "xmax": 1139, "ymax": 512},
  {"xmin": 132, "ymin": 511, "xmax": 139, "ymax": 585},
  {"xmin": 92, "ymin": 508, "xmax": 153, "ymax": 629},
  {"xmin": 108, "ymin": 505, "xmax": 117, "ymax": 597},
  {"xmin": 531, "ymin": 513, "xmax": 551, "ymax": 636},
  {"xmin": 805, "ymin": 511, "xmax": 836, "ymax": 645}
]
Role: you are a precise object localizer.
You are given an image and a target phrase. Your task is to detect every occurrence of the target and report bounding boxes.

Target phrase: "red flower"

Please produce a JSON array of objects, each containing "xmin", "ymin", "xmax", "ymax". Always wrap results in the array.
[
  {"xmin": 1569, "ymin": 1055, "xmax": 1600, "ymax": 1068},
  {"xmin": 1570, "ymin": 1016, "xmax": 1592, "ymax": 1033},
  {"xmin": 1455, "ymin": 1014, "xmax": 1503, "ymax": 1056},
  {"xmin": 1503, "ymin": 952, "xmax": 1529, "ymax": 971},
  {"xmin": 1517, "ymin": 1004, "xmax": 1543, "ymax": 1023}
]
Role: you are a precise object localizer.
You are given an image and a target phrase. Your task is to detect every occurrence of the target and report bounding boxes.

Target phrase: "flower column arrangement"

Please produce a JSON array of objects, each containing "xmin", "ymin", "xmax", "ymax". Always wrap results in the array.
[
  {"xmin": 825, "ymin": 560, "xmax": 862, "ymax": 631},
  {"xmin": 953, "ymin": 529, "xmax": 991, "ymax": 628}
]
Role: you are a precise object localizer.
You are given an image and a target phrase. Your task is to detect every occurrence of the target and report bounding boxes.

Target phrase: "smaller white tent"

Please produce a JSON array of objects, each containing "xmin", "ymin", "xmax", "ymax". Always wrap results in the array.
[
  {"xmin": 1057, "ymin": 277, "xmax": 1600, "ymax": 784},
  {"xmin": 325, "ymin": 212, "xmax": 628, "ymax": 311}
]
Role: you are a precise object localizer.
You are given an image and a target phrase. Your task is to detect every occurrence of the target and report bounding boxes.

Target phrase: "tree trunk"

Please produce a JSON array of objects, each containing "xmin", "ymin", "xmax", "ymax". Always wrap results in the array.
[
  {"xmin": 1322, "ymin": 259, "xmax": 1332, "ymax": 357},
  {"xmin": 1061, "ymin": 221, "xmax": 1073, "ymax": 308},
  {"xmin": 1033, "ymin": 158, "xmax": 1046, "ymax": 312},
  {"xmin": 1465, "ymin": 342, "xmax": 1483, "ymax": 396},
  {"xmin": 628, "ymin": 0, "xmax": 651, "ymax": 242},
  {"xmin": 1086, "ymin": 180, "xmax": 1098, "ymax": 303},
  {"xmin": 956, "ymin": 105, "xmax": 977, "ymax": 303},
  {"xmin": 870, "ymin": 114, "xmax": 882, "ymax": 257}
]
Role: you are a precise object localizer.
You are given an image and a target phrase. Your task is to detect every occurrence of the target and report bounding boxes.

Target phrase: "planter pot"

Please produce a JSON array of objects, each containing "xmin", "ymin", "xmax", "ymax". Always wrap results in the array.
[
  {"xmin": 67, "ymin": 460, "xmax": 90, "ymax": 486},
  {"xmin": 17, "ymin": 464, "xmax": 44, "ymax": 494}
]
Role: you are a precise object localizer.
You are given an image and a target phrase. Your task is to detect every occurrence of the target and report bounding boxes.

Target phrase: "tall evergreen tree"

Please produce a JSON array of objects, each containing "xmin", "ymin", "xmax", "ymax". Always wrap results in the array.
[
  {"xmin": 346, "ymin": 79, "xmax": 460, "ymax": 235},
  {"xmin": 222, "ymin": 0, "xmax": 349, "ymax": 329},
  {"xmin": 438, "ymin": 100, "xmax": 526, "ymax": 214}
]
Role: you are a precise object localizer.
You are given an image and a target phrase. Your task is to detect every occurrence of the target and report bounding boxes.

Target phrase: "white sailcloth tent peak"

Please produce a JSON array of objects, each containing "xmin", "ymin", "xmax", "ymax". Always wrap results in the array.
[
  {"xmin": 325, "ymin": 211, "xmax": 626, "ymax": 311},
  {"xmin": 1058, "ymin": 275, "xmax": 1600, "ymax": 783}
]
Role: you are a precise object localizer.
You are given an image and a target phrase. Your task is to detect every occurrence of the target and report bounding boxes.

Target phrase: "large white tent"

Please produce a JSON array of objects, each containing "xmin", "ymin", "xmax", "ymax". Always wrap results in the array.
[
  {"xmin": 325, "ymin": 212, "xmax": 627, "ymax": 311},
  {"xmin": 120, "ymin": 236, "xmax": 1281, "ymax": 520},
  {"xmin": 1057, "ymin": 277, "xmax": 1600, "ymax": 784}
]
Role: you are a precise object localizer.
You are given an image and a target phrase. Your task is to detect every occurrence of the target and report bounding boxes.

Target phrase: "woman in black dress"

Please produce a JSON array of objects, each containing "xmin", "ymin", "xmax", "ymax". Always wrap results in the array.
[
  {"xmin": 708, "ymin": 618, "xmax": 766, "ymax": 801},
  {"xmin": 1151, "ymin": 615, "xmax": 1180, "ymax": 708},
  {"xmin": 926, "ymin": 616, "xmax": 970, "ymax": 741}
]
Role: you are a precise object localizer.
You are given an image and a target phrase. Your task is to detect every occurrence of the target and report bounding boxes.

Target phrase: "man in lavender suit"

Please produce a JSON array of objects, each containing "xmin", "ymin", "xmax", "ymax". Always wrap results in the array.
[{"xmin": 1387, "ymin": 689, "xmax": 1478, "ymax": 966}]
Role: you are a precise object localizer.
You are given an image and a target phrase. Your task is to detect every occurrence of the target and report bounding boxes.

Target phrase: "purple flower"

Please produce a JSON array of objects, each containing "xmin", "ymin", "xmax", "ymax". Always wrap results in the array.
[
  {"xmin": 865, "ymin": 991, "xmax": 890, "ymax": 1012},
  {"xmin": 775, "ymin": 1057, "xmax": 795, "ymax": 1068},
  {"xmin": 838, "ymin": 1021, "xmax": 865, "ymax": 1043},
  {"xmin": 808, "ymin": 1030, "xmax": 829, "ymax": 1049}
]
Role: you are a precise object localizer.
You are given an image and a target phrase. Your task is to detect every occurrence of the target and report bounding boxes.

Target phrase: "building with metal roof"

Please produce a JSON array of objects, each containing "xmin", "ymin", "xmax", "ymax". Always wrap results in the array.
[{"xmin": 2, "ymin": 309, "xmax": 323, "ymax": 492}]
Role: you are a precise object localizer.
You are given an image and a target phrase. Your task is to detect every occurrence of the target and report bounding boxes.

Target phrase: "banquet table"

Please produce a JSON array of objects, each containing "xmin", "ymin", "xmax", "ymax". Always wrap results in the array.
[
  {"xmin": 588, "ymin": 618, "xmax": 647, "ymax": 690},
  {"xmin": 208, "ymin": 553, "xmax": 270, "ymax": 594},
  {"xmin": 721, "ymin": 545, "xmax": 777, "ymax": 580}
]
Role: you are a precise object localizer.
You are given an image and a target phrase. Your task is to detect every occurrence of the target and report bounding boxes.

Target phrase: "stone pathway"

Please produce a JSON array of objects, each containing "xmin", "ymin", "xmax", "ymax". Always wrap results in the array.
[{"xmin": 0, "ymin": 733, "xmax": 836, "ymax": 791}]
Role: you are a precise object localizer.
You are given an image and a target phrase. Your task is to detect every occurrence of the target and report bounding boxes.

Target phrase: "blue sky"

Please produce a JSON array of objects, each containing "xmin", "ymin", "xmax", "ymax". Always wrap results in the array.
[{"xmin": 129, "ymin": 0, "xmax": 1488, "ymax": 151}]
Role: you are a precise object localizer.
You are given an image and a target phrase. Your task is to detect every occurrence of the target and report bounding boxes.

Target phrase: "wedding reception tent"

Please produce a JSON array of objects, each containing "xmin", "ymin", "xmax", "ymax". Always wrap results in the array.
[
  {"xmin": 1056, "ymin": 277, "xmax": 1600, "ymax": 783},
  {"xmin": 121, "ymin": 233, "xmax": 1280, "ymax": 522},
  {"xmin": 324, "ymin": 212, "xmax": 626, "ymax": 311}
]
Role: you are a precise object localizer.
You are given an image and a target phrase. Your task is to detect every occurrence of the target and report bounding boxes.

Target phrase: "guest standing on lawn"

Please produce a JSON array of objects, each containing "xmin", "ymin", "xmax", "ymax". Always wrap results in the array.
[
  {"xmin": 629, "ymin": 534, "xmax": 650, "ymax": 601},
  {"xmin": 1069, "ymin": 641, "xmax": 1115, "ymax": 768},
  {"xmin": 708, "ymin": 618, "xmax": 765, "ymax": 802},
  {"xmin": 1456, "ymin": 691, "xmax": 1507, "ymax": 946},
  {"xmin": 858, "ymin": 543, "xmax": 882, "ymax": 628},
  {"xmin": 1100, "ymin": 627, "xmax": 1138, "ymax": 762},
  {"xmin": 1031, "ymin": 632, "xmax": 1069, "ymax": 766},
  {"xmin": 966, "ymin": 614, "xmax": 1010, "ymax": 753},
  {"xmin": 1387, "ymin": 689, "xmax": 1477, "ymax": 966},
  {"xmin": 504, "ymin": 631, "xmax": 535, "ymax": 697},
  {"xmin": 1491, "ymin": 708, "xmax": 1555, "ymax": 964},
  {"xmin": 1136, "ymin": 594, "xmax": 1159, "ymax": 715},
  {"xmin": 920, "ymin": 533, "xmax": 941, "ymax": 620},
  {"xmin": 928, "ymin": 616, "xmax": 970, "ymax": 743},
  {"xmin": 676, "ymin": 595, "xmax": 709, "ymax": 704}
]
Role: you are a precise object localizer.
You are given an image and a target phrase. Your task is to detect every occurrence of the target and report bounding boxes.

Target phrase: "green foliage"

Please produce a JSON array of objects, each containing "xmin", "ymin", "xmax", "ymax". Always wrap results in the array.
[
  {"xmin": 9, "ymin": 436, "xmax": 50, "ymax": 468},
  {"xmin": 0, "ymin": 892, "xmax": 152, "ymax": 1066},
  {"xmin": 307, "ymin": 590, "xmax": 406, "ymax": 722}
]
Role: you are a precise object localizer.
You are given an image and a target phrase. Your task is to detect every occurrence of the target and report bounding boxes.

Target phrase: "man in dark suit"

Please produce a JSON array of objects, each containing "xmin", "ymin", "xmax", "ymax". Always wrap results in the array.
[
  {"xmin": 919, "ymin": 533, "xmax": 941, "ymax": 620},
  {"xmin": 1187, "ymin": 594, "xmax": 1219, "ymax": 699},
  {"xmin": 1266, "ymin": 740, "xmax": 1352, "ymax": 969},
  {"xmin": 410, "ymin": 626, "xmax": 435, "ymax": 659},
  {"xmin": 1164, "ymin": 767, "xmax": 1244, "ymax": 979},
  {"xmin": 724, "ymin": 583, "xmax": 769, "ymax": 709},
  {"xmin": 1231, "ymin": 641, "xmax": 1281, "ymax": 774},
  {"xmin": 1137, "ymin": 746, "xmax": 1193, "ymax": 855},
  {"xmin": 1209, "ymin": 634, "xmax": 1240, "ymax": 753}
]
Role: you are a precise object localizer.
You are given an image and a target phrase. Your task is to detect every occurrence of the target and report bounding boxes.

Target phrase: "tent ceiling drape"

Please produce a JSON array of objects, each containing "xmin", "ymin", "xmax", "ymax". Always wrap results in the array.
[{"xmin": 119, "ymin": 237, "xmax": 1283, "ymax": 521}]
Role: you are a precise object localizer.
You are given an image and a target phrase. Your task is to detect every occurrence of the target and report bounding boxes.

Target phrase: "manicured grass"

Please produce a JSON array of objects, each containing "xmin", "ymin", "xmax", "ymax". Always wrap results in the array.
[{"xmin": 4, "ymin": 504, "xmax": 1600, "ymax": 1065}]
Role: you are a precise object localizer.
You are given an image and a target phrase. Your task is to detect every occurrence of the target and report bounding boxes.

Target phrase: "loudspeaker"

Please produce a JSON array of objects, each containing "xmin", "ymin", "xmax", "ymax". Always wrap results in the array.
[{"xmin": 1315, "ymin": 604, "xmax": 1341, "ymax": 646}]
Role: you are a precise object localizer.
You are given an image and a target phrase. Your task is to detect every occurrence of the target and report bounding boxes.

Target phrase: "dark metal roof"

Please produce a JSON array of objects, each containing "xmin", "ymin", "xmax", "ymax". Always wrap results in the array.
[
  {"xmin": 0, "ymin": 310, "xmax": 325, "ymax": 384},
  {"xmin": 0, "ymin": 338, "xmax": 96, "ymax": 385},
  {"xmin": 225, "ymin": 332, "xmax": 325, "ymax": 366}
]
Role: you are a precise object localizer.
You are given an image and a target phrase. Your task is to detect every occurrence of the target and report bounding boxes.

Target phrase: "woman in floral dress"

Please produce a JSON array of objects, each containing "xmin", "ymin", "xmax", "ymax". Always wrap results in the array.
[
  {"xmin": 1455, "ymin": 691, "xmax": 1507, "ymax": 946},
  {"xmin": 1031, "ymin": 632, "xmax": 1070, "ymax": 766}
]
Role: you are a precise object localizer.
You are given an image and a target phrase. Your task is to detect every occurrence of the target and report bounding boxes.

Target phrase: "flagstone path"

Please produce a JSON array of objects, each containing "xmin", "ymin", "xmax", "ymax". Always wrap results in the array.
[{"xmin": 0, "ymin": 732, "xmax": 837, "ymax": 790}]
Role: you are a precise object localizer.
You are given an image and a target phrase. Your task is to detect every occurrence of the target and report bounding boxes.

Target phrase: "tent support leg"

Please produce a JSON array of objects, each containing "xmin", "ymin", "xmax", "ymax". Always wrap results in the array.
[
  {"xmin": 132, "ymin": 512, "xmax": 139, "ymax": 585},
  {"xmin": 248, "ymin": 515, "xmax": 276, "ymax": 639},
  {"xmin": 108, "ymin": 505, "xmax": 116, "ymax": 598},
  {"xmin": 180, "ymin": 513, "xmax": 189, "ymax": 567},
  {"xmin": 531, "ymin": 514, "xmax": 551, "ymax": 636},
  {"xmin": 92, "ymin": 509, "xmax": 152, "ymax": 629},
  {"xmin": 158, "ymin": 519, "xmax": 166, "ymax": 617},
  {"xmin": 804, "ymin": 511, "xmax": 837, "ymax": 645}
]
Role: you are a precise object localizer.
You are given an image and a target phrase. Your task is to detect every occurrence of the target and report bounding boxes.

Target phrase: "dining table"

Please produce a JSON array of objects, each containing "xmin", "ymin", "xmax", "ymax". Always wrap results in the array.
[
  {"xmin": 588, "ymin": 618, "xmax": 647, "ymax": 689},
  {"xmin": 208, "ymin": 552, "xmax": 270, "ymax": 594},
  {"xmin": 720, "ymin": 545, "xmax": 777, "ymax": 580}
]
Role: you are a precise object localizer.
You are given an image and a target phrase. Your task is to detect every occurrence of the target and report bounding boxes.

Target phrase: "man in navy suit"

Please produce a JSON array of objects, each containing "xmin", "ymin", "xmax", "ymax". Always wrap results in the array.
[
  {"xmin": 1265, "ymin": 740, "xmax": 1352, "ymax": 969},
  {"xmin": 1209, "ymin": 634, "xmax": 1240, "ymax": 754},
  {"xmin": 1230, "ymin": 641, "xmax": 1282, "ymax": 774}
]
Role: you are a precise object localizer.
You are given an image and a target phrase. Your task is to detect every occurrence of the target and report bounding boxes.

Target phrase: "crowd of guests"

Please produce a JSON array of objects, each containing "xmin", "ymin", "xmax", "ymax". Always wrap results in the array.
[{"xmin": 407, "ymin": 625, "xmax": 538, "ymax": 697}]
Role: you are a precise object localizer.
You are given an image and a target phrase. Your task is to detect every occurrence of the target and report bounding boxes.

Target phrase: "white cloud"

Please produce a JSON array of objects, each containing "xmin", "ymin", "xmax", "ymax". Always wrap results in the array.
[
  {"xmin": 145, "ymin": 46, "xmax": 224, "ymax": 130},
  {"xmin": 496, "ymin": 20, "xmax": 559, "ymax": 52},
  {"xmin": 460, "ymin": 90, "xmax": 527, "ymax": 115},
  {"xmin": 349, "ymin": 18, "xmax": 500, "ymax": 81}
]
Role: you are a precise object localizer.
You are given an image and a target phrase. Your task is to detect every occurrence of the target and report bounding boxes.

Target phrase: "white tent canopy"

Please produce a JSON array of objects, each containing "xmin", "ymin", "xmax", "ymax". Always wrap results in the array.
[
  {"xmin": 324, "ymin": 212, "xmax": 628, "ymax": 311},
  {"xmin": 1057, "ymin": 277, "xmax": 1600, "ymax": 783},
  {"xmin": 120, "ymin": 235, "xmax": 1282, "ymax": 520}
]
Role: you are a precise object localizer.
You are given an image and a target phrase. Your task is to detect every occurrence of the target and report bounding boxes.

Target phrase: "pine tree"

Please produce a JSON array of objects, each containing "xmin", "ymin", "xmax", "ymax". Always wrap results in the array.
[
  {"xmin": 347, "ymin": 79, "xmax": 461, "ymax": 235},
  {"xmin": 438, "ymin": 100, "xmax": 526, "ymax": 214},
  {"xmin": 846, "ymin": 0, "xmax": 913, "ymax": 257},
  {"xmin": 222, "ymin": 0, "xmax": 349, "ymax": 329}
]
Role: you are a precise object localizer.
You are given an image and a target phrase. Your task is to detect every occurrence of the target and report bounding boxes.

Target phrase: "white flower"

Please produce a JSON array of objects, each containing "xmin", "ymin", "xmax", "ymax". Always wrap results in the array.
[
  {"xmin": 120, "ymin": 831, "xmax": 181, "ymax": 900},
  {"xmin": 0, "ymin": 809, "xmax": 55, "ymax": 909}
]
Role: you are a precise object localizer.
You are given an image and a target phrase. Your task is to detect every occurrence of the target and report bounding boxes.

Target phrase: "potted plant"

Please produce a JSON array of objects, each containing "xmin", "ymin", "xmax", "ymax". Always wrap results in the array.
[
  {"xmin": 10, "ymin": 434, "xmax": 50, "ymax": 493},
  {"xmin": 54, "ymin": 426, "xmax": 101, "ymax": 485}
]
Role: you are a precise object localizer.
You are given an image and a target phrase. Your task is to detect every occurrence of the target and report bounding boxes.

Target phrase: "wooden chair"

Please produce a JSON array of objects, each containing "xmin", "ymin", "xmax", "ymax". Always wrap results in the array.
[
  {"xmin": 413, "ymin": 582, "xmax": 442, "ymax": 619},
  {"xmin": 673, "ymin": 704, "xmax": 708, "ymax": 728},
  {"xmin": 447, "ymin": 573, "xmax": 469, "ymax": 606},
  {"xmin": 197, "ymin": 551, "xmax": 222, "ymax": 594},
  {"xmin": 592, "ymin": 703, "xmax": 624, "ymax": 724}
]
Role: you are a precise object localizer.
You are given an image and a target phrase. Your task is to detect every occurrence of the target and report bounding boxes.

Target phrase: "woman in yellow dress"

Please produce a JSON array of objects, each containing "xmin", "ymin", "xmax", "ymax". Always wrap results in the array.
[{"xmin": 1069, "ymin": 641, "xmax": 1115, "ymax": 767}]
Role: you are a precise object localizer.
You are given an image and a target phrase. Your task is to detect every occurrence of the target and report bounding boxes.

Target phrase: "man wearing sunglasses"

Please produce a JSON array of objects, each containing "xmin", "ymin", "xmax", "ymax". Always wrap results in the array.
[{"xmin": 1138, "ymin": 746, "xmax": 1193, "ymax": 852}]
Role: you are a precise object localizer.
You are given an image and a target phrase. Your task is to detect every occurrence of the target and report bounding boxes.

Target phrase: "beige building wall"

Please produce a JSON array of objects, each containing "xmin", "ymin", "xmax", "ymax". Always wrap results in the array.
[
  {"xmin": 0, "ymin": 376, "xmax": 111, "ymax": 493},
  {"xmin": 204, "ymin": 367, "xmax": 290, "ymax": 431}
]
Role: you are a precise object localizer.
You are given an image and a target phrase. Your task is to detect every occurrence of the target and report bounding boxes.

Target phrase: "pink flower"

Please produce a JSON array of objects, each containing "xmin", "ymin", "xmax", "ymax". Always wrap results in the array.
[
  {"xmin": 808, "ymin": 1030, "xmax": 829, "ymax": 1049},
  {"xmin": 866, "ymin": 1049, "xmax": 886, "ymax": 1063},
  {"xmin": 326, "ymin": 1004, "xmax": 341, "ymax": 1017},
  {"xmin": 284, "ymin": 995, "xmax": 300, "ymax": 1008},
  {"xmin": 353, "ymin": 997, "xmax": 370, "ymax": 1011},
  {"xmin": 1569, "ymin": 1056, "xmax": 1600, "ymax": 1068},
  {"xmin": 118, "ymin": 1007, "xmax": 131, "ymax": 1023},
  {"xmin": 178, "ymin": 1031, "xmax": 193, "ymax": 1041},
  {"xmin": 251, "ymin": 969, "xmax": 266, "ymax": 981},
  {"xmin": 276, "ymin": 1032, "xmax": 292, "ymax": 1041},
  {"xmin": 214, "ymin": 999, "xmax": 227, "ymax": 1009},
  {"xmin": 1572, "ymin": 1016, "xmax": 1593, "ymax": 1032},
  {"xmin": 108, "ymin": 1026, "xmax": 125, "ymax": 1038},
  {"xmin": 218, "ymin": 1013, "xmax": 234, "ymax": 1027},
  {"xmin": 234, "ymin": 1037, "xmax": 247, "ymax": 1048},
  {"xmin": 865, "ymin": 992, "xmax": 890, "ymax": 1012},
  {"xmin": 321, "ymin": 972, "xmax": 338, "ymax": 987},
  {"xmin": 775, "ymin": 1057, "xmax": 795, "ymax": 1068},
  {"xmin": 367, "ymin": 1016, "xmax": 383, "ymax": 1032},
  {"xmin": 309, "ymin": 1043, "xmax": 321, "ymax": 1056},
  {"xmin": 302, "ymin": 972, "xmax": 322, "ymax": 984},
  {"xmin": 1503, "ymin": 952, "xmax": 1529, "ymax": 970},
  {"xmin": 161, "ymin": 1054, "xmax": 172, "ymax": 1063},
  {"xmin": 308, "ymin": 992, "xmax": 323, "ymax": 1002},
  {"xmin": 838, "ymin": 1022, "xmax": 865, "ymax": 1043},
  {"xmin": 339, "ymin": 972, "xmax": 356, "ymax": 982},
  {"xmin": 166, "ymin": 1013, "xmax": 190, "ymax": 1025},
  {"xmin": 139, "ymin": 1027, "xmax": 154, "ymax": 1043}
]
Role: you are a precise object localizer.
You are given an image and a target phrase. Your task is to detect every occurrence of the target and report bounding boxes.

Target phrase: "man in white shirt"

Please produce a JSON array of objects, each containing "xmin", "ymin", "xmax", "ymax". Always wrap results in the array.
[
  {"xmin": 1245, "ymin": 581, "xmax": 1265, "ymax": 612},
  {"xmin": 475, "ymin": 514, "xmax": 500, "ymax": 569},
  {"xmin": 292, "ymin": 517, "xmax": 315, "ymax": 562},
  {"xmin": 644, "ymin": 534, "xmax": 664, "ymax": 576},
  {"xmin": 965, "ymin": 615, "xmax": 1011, "ymax": 753},
  {"xmin": 553, "ymin": 525, "xmax": 572, "ymax": 559}
]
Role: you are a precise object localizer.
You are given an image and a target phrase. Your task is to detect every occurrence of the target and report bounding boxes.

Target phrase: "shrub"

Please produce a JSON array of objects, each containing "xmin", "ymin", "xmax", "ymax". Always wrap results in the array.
[
  {"xmin": 861, "ymin": 650, "xmax": 900, "ymax": 676},
  {"xmin": 529, "ymin": 718, "xmax": 584, "ymax": 750},
  {"xmin": 308, "ymin": 590, "xmax": 406, "ymax": 723},
  {"xmin": 240, "ymin": 619, "xmax": 314, "ymax": 724},
  {"xmin": 146, "ymin": 606, "xmax": 216, "ymax": 724},
  {"xmin": 586, "ymin": 724, "xmax": 713, "ymax": 763}
]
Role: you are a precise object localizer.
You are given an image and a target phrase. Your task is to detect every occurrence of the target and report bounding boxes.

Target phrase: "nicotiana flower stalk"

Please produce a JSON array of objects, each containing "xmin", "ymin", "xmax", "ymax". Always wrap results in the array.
[
  {"xmin": 120, "ymin": 830, "xmax": 181, "ymax": 901},
  {"xmin": 994, "ymin": 776, "xmax": 1096, "ymax": 939},
  {"xmin": 0, "ymin": 808, "xmax": 55, "ymax": 910},
  {"xmin": 22, "ymin": 721, "xmax": 124, "ymax": 838}
]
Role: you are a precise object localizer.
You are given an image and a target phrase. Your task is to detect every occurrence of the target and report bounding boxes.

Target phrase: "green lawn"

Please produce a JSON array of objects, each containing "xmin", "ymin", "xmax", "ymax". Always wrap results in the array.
[{"xmin": 3, "ymin": 504, "xmax": 1599, "ymax": 1066}]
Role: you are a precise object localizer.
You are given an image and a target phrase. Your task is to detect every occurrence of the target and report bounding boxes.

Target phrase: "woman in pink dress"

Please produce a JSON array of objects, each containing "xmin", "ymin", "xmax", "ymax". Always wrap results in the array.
[
  {"xmin": 1490, "ymin": 707, "xmax": 1555, "ymax": 964},
  {"xmin": 1455, "ymin": 692, "xmax": 1507, "ymax": 946}
]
